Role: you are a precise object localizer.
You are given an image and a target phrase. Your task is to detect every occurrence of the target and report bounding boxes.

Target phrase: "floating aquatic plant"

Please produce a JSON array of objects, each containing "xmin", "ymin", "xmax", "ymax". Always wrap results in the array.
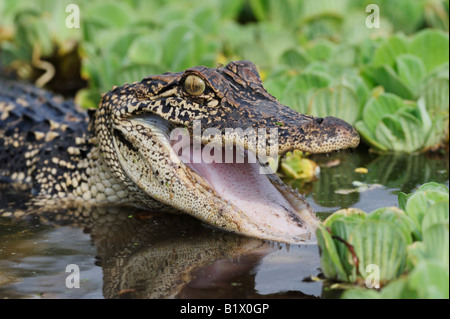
[
  {"xmin": 317, "ymin": 182, "xmax": 449, "ymax": 299},
  {"xmin": 356, "ymin": 29, "xmax": 449, "ymax": 153}
]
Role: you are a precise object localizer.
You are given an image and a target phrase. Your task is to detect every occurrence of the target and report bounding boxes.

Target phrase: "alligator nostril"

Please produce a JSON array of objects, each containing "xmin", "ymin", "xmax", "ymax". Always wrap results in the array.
[{"xmin": 315, "ymin": 117, "xmax": 324, "ymax": 125}]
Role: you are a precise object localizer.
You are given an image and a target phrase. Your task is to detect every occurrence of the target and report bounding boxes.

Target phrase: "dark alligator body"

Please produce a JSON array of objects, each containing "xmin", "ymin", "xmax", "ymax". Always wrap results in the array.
[{"xmin": 0, "ymin": 78, "xmax": 90, "ymax": 186}]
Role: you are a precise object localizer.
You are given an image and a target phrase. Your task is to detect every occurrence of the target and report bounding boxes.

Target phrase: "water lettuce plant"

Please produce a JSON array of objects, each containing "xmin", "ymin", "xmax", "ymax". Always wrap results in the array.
[
  {"xmin": 316, "ymin": 182, "xmax": 449, "ymax": 298},
  {"xmin": 356, "ymin": 29, "xmax": 449, "ymax": 152},
  {"xmin": 1, "ymin": 1, "xmax": 448, "ymax": 148},
  {"xmin": 1, "ymin": 1, "xmax": 448, "ymax": 152}
]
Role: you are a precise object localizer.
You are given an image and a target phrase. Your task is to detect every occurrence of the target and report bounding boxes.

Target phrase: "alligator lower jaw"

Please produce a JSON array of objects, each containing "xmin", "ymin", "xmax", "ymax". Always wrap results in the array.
[
  {"xmin": 176, "ymin": 140, "xmax": 319, "ymax": 241},
  {"xmin": 125, "ymin": 115, "xmax": 319, "ymax": 244},
  {"xmin": 171, "ymin": 138, "xmax": 320, "ymax": 244}
]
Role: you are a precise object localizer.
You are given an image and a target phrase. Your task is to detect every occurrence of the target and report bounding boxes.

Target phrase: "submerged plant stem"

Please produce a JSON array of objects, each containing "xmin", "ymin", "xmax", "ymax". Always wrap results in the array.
[{"xmin": 332, "ymin": 235, "xmax": 360, "ymax": 277}]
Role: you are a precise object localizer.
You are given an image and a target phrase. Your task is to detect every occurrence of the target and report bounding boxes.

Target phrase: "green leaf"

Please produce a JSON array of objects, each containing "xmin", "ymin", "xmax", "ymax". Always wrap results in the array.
[
  {"xmin": 280, "ymin": 90, "xmax": 309, "ymax": 114},
  {"xmin": 348, "ymin": 220, "xmax": 408, "ymax": 282},
  {"xmin": 378, "ymin": 0, "xmax": 425, "ymax": 34},
  {"xmin": 373, "ymin": 114, "xmax": 405, "ymax": 151},
  {"xmin": 420, "ymin": 76, "xmax": 449, "ymax": 148},
  {"xmin": 343, "ymin": 275, "xmax": 418, "ymax": 299},
  {"xmin": 306, "ymin": 39, "xmax": 335, "ymax": 62},
  {"xmin": 75, "ymin": 88, "xmax": 101, "ymax": 110},
  {"xmin": 362, "ymin": 93, "xmax": 405, "ymax": 133},
  {"xmin": 421, "ymin": 76, "xmax": 449, "ymax": 116},
  {"xmin": 407, "ymin": 241, "xmax": 428, "ymax": 268},
  {"xmin": 316, "ymin": 225, "xmax": 349, "ymax": 281},
  {"xmin": 405, "ymin": 190, "xmax": 449, "ymax": 232},
  {"xmin": 327, "ymin": 44, "xmax": 357, "ymax": 68},
  {"xmin": 398, "ymin": 192, "xmax": 409, "ymax": 211},
  {"xmin": 373, "ymin": 110, "xmax": 426, "ymax": 153},
  {"xmin": 323, "ymin": 208, "xmax": 366, "ymax": 228},
  {"xmin": 219, "ymin": 0, "xmax": 246, "ymax": 20},
  {"xmin": 85, "ymin": 2, "xmax": 133, "ymax": 29},
  {"xmin": 115, "ymin": 64, "xmax": 166, "ymax": 86},
  {"xmin": 330, "ymin": 220, "xmax": 362, "ymax": 279},
  {"xmin": 422, "ymin": 201, "xmax": 449, "ymax": 233},
  {"xmin": 367, "ymin": 207, "xmax": 414, "ymax": 245},
  {"xmin": 280, "ymin": 71, "xmax": 332, "ymax": 113},
  {"xmin": 407, "ymin": 260, "xmax": 449, "ymax": 299},
  {"xmin": 354, "ymin": 121, "xmax": 388, "ymax": 152},
  {"xmin": 373, "ymin": 34, "xmax": 409, "ymax": 68},
  {"xmin": 414, "ymin": 98, "xmax": 432, "ymax": 141},
  {"xmin": 422, "ymin": 222, "xmax": 449, "ymax": 269},
  {"xmin": 127, "ymin": 35, "xmax": 163, "ymax": 65},
  {"xmin": 398, "ymin": 110, "xmax": 426, "ymax": 152},
  {"xmin": 15, "ymin": 11, "xmax": 53, "ymax": 57},
  {"xmin": 417, "ymin": 182, "xmax": 449, "ymax": 194},
  {"xmin": 395, "ymin": 54, "xmax": 426, "ymax": 93},
  {"xmin": 370, "ymin": 65, "xmax": 415, "ymax": 99},
  {"xmin": 263, "ymin": 74, "xmax": 290, "ymax": 101},
  {"xmin": 424, "ymin": 0, "xmax": 449, "ymax": 31},
  {"xmin": 190, "ymin": 6, "xmax": 219, "ymax": 34},
  {"xmin": 307, "ymin": 85, "xmax": 360, "ymax": 125},
  {"xmin": 108, "ymin": 31, "xmax": 146, "ymax": 61},
  {"xmin": 401, "ymin": 182, "xmax": 449, "ymax": 237},
  {"xmin": 261, "ymin": 0, "xmax": 304, "ymax": 28},
  {"xmin": 284, "ymin": 71, "xmax": 332, "ymax": 92},
  {"xmin": 279, "ymin": 48, "xmax": 311, "ymax": 70},
  {"xmin": 160, "ymin": 22, "xmax": 212, "ymax": 72},
  {"xmin": 335, "ymin": 73, "xmax": 371, "ymax": 111},
  {"xmin": 378, "ymin": 277, "xmax": 417, "ymax": 299},
  {"xmin": 248, "ymin": 0, "xmax": 270, "ymax": 21},
  {"xmin": 323, "ymin": 209, "xmax": 366, "ymax": 279},
  {"xmin": 409, "ymin": 29, "xmax": 449, "ymax": 74}
]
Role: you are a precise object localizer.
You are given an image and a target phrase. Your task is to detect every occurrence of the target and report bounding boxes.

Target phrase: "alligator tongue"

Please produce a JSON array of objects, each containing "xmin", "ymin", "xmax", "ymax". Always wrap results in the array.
[{"xmin": 174, "ymin": 139, "xmax": 310, "ymax": 239}]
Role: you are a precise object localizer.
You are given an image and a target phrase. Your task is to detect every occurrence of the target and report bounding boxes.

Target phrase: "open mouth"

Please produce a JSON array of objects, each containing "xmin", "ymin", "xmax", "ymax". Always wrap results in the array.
[{"xmin": 114, "ymin": 115, "xmax": 319, "ymax": 244}]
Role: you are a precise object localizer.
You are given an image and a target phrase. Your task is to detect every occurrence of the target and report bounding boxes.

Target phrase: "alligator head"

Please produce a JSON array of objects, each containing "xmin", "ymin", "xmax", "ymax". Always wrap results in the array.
[{"xmin": 95, "ymin": 60, "xmax": 359, "ymax": 243}]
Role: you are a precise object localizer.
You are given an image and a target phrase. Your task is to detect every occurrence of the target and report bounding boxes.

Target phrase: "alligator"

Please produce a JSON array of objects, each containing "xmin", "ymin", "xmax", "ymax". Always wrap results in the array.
[{"xmin": 0, "ymin": 60, "xmax": 360, "ymax": 243}]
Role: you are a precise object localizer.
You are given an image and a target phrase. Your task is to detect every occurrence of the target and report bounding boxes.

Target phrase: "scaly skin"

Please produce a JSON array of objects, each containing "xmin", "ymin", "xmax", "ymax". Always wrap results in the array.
[{"xmin": 0, "ymin": 61, "xmax": 360, "ymax": 243}]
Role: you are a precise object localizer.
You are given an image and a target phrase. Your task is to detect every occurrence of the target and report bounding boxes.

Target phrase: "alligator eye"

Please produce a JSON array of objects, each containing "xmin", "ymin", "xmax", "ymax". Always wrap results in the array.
[{"xmin": 184, "ymin": 75, "xmax": 205, "ymax": 96}]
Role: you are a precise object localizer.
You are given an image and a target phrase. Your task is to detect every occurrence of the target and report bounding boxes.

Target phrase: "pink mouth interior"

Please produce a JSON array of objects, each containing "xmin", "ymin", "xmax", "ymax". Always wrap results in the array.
[{"xmin": 171, "ymin": 136, "xmax": 307, "ymax": 237}]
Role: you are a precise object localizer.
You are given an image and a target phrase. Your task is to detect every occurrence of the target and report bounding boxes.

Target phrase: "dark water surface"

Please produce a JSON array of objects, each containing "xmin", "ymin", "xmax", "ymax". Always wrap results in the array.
[{"xmin": 0, "ymin": 149, "xmax": 448, "ymax": 299}]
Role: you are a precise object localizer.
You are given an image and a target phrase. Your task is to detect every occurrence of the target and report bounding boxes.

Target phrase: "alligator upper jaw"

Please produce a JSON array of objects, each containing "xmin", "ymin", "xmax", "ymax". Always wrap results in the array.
[{"xmin": 115, "ymin": 115, "xmax": 319, "ymax": 244}]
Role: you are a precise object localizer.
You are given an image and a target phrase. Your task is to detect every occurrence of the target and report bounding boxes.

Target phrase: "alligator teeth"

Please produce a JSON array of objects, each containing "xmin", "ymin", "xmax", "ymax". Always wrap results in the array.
[{"xmin": 185, "ymin": 167, "xmax": 217, "ymax": 197}]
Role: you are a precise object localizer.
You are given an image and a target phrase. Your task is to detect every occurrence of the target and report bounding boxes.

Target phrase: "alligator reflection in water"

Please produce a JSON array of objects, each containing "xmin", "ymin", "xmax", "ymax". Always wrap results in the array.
[
  {"xmin": 89, "ymin": 208, "xmax": 273, "ymax": 299},
  {"xmin": 0, "ymin": 192, "xmax": 321, "ymax": 298},
  {"xmin": 84, "ymin": 209, "xmax": 261, "ymax": 298}
]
